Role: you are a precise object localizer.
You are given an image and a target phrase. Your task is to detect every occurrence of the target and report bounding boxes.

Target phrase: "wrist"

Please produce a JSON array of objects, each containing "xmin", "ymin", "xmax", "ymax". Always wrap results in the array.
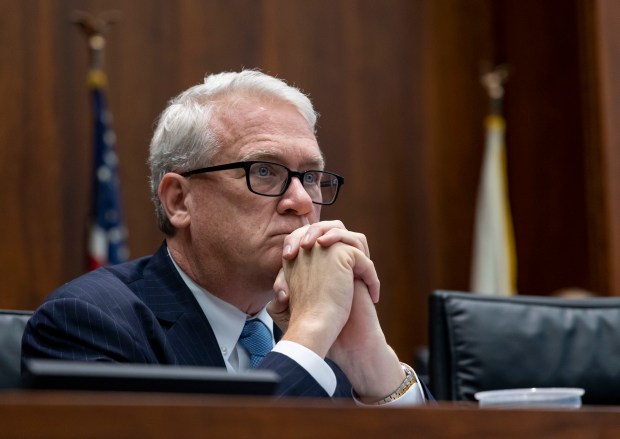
[
  {"xmin": 282, "ymin": 317, "xmax": 339, "ymax": 358},
  {"xmin": 352, "ymin": 362, "xmax": 417, "ymax": 405},
  {"xmin": 333, "ymin": 344, "xmax": 405, "ymax": 402}
]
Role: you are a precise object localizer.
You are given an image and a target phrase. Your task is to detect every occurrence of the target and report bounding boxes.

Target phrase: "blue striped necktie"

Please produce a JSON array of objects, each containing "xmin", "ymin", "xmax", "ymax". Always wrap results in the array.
[{"xmin": 238, "ymin": 319, "xmax": 273, "ymax": 368}]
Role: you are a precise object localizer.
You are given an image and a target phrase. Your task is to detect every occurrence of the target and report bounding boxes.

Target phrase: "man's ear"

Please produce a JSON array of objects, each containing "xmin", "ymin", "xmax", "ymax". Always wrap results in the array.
[{"xmin": 158, "ymin": 173, "xmax": 191, "ymax": 229}]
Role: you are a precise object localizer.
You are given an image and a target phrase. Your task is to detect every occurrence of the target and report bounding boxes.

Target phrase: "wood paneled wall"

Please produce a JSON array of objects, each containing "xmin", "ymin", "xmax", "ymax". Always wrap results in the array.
[{"xmin": 1, "ymin": 0, "xmax": 618, "ymax": 363}]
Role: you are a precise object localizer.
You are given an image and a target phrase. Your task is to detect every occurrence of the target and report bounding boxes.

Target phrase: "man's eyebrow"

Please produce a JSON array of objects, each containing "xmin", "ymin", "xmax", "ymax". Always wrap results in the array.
[{"xmin": 239, "ymin": 150, "xmax": 325, "ymax": 169}]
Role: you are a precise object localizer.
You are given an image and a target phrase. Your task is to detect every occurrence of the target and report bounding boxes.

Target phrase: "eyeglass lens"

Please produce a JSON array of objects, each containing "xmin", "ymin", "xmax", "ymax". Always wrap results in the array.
[{"xmin": 248, "ymin": 162, "xmax": 338, "ymax": 204}]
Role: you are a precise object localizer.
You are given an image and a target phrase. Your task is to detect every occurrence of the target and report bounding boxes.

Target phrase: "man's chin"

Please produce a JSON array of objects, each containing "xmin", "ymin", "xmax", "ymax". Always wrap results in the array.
[
  {"xmin": 260, "ymin": 250, "xmax": 283, "ymax": 274},
  {"xmin": 268, "ymin": 233, "xmax": 289, "ymax": 244}
]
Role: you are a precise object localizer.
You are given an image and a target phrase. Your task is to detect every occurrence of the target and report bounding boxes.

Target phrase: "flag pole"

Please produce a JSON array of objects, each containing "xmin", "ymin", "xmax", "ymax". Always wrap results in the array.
[
  {"xmin": 72, "ymin": 11, "xmax": 129, "ymax": 270},
  {"xmin": 470, "ymin": 64, "xmax": 517, "ymax": 295}
]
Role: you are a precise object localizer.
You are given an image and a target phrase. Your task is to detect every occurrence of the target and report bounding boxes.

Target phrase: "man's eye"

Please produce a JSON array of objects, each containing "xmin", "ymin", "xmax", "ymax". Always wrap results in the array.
[
  {"xmin": 257, "ymin": 166, "xmax": 270, "ymax": 176},
  {"xmin": 303, "ymin": 173, "xmax": 318, "ymax": 184}
]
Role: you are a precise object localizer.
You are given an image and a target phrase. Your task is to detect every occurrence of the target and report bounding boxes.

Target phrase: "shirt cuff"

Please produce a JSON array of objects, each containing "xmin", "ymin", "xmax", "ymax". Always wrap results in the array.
[{"xmin": 273, "ymin": 340, "xmax": 337, "ymax": 396}]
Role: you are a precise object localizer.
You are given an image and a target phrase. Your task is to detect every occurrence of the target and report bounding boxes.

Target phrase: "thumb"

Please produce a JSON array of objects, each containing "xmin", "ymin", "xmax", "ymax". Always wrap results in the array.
[
  {"xmin": 268, "ymin": 269, "xmax": 291, "ymax": 332},
  {"xmin": 268, "ymin": 289, "xmax": 289, "ymax": 315}
]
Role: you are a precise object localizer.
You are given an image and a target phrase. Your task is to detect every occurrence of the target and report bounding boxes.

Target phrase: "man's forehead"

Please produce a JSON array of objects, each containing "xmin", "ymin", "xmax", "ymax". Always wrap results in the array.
[
  {"xmin": 238, "ymin": 148, "xmax": 325, "ymax": 169},
  {"xmin": 210, "ymin": 96, "xmax": 325, "ymax": 169},
  {"xmin": 212, "ymin": 95, "xmax": 311, "ymax": 136}
]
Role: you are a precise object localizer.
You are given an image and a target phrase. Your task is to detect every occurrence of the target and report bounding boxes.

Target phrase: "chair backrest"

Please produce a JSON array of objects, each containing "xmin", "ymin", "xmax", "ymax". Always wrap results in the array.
[
  {"xmin": 0, "ymin": 310, "xmax": 32, "ymax": 388},
  {"xmin": 428, "ymin": 290, "xmax": 620, "ymax": 405}
]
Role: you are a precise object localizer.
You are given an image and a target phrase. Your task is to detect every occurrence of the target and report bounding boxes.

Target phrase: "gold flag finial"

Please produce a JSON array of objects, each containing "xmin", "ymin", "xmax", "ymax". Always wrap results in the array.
[
  {"xmin": 480, "ymin": 63, "xmax": 509, "ymax": 100},
  {"xmin": 71, "ymin": 10, "xmax": 121, "ymax": 88},
  {"xmin": 480, "ymin": 63, "xmax": 509, "ymax": 115}
]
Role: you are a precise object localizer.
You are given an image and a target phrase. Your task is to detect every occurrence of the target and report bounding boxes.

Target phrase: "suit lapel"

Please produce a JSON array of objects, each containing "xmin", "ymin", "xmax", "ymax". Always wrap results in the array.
[{"xmin": 141, "ymin": 243, "xmax": 226, "ymax": 368}]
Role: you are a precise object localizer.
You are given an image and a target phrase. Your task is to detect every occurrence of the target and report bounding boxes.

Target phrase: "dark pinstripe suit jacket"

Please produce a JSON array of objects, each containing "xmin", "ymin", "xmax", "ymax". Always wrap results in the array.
[{"xmin": 21, "ymin": 243, "xmax": 352, "ymax": 398}]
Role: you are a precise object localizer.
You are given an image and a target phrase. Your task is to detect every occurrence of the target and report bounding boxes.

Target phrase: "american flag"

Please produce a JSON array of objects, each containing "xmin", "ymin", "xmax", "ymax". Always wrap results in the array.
[{"xmin": 87, "ymin": 71, "xmax": 129, "ymax": 270}]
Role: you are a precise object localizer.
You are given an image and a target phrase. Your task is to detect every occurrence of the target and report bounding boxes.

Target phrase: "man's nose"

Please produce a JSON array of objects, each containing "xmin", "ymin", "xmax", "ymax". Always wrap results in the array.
[{"xmin": 276, "ymin": 176, "xmax": 314, "ymax": 215}]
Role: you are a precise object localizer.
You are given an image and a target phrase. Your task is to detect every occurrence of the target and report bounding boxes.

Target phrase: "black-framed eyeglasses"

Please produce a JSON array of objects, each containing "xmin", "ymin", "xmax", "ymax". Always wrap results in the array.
[{"xmin": 180, "ymin": 161, "xmax": 345, "ymax": 205}]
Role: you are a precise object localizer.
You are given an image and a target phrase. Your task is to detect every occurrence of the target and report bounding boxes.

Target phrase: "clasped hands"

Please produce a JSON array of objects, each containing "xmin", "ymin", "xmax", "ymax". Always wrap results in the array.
[{"xmin": 267, "ymin": 220, "xmax": 406, "ymax": 403}]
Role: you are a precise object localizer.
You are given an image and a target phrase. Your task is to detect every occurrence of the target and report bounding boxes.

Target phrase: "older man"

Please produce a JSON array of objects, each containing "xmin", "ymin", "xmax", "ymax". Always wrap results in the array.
[{"xmin": 22, "ymin": 70, "xmax": 427, "ymax": 405}]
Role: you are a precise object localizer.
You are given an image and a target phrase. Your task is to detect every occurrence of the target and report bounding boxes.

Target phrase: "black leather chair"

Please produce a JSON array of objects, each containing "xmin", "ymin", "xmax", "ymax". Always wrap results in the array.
[
  {"xmin": 0, "ymin": 310, "xmax": 32, "ymax": 388},
  {"xmin": 428, "ymin": 290, "xmax": 620, "ymax": 405}
]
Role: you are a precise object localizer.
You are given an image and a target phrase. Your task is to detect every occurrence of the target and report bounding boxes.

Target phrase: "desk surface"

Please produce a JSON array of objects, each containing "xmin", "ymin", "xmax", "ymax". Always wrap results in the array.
[{"xmin": 2, "ymin": 391, "xmax": 620, "ymax": 439}]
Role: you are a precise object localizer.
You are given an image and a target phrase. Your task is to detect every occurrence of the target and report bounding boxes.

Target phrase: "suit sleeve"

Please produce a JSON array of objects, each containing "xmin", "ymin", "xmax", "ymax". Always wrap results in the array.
[
  {"xmin": 258, "ymin": 351, "xmax": 327, "ymax": 397},
  {"xmin": 21, "ymin": 296, "xmax": 154, "ymax": 367},
  {"xmin": 257, "ymin": 351, "xmax": 352, "ymax": 398}
]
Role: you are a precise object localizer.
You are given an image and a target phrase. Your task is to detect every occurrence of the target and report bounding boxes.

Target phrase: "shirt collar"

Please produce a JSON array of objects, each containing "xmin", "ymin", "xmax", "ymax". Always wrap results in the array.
[{"xmin": 167, "ymin": 251, "xmax": 274, "ymax": 365}]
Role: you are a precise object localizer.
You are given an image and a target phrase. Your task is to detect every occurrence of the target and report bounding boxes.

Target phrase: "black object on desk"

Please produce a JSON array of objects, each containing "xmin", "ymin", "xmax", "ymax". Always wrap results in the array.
[{"xmin": 22, "ymin": 358, "xmax": 279, "ymax": 396}]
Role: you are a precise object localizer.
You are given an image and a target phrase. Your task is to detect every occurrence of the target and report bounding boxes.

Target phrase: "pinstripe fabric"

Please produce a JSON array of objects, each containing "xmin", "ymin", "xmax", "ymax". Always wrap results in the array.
[{"xmin": 21, "ymin": 242, "xmax": 352, "ymax": 398}]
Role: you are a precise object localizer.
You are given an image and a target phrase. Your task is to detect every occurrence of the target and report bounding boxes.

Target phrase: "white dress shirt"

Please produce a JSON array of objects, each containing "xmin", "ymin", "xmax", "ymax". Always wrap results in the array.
[{"xmin": 169, "ymin": 253, "xmax": 425, "ymax": 405}]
